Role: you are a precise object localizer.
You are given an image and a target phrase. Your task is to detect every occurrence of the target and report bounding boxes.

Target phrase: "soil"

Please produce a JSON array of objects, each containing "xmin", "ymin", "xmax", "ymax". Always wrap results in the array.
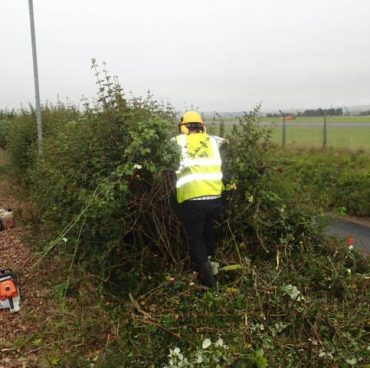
[{"xmin": 0, "ymin": 157, "xmax": 47, "ymax": 367}]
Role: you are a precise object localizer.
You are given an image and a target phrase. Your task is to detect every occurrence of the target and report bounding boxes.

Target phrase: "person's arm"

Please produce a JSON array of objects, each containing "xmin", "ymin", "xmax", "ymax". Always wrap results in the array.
[{"xmin": 213, "ymin": 135, "xmax": 229, "ymax": 148}]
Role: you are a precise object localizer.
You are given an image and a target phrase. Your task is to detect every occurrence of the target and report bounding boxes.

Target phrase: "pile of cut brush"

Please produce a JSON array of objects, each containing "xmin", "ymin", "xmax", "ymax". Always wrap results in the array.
[{"xmin": 89, "ymin": 234, "xmax": 369, "ymax": 368}]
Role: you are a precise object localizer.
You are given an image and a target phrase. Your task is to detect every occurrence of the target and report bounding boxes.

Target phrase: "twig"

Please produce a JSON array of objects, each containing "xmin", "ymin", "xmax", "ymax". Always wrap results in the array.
[
  {"xmin": 129, "ymin": 292, "xmax": 153, "ymax": 320},
  {"xmin": 129, "ymin": 292, "xmax": 182, "ymax": 340},
  {"xmin": 1, "ymin": 347, "xmax": 18, "ymax": 353},
  {"xmin": 26, "ymin": 338, "xmax": 71, "ymax": 354},
  {"xmin": 276, "ymin": 250, "xmax": 280, "ymax": 270}
]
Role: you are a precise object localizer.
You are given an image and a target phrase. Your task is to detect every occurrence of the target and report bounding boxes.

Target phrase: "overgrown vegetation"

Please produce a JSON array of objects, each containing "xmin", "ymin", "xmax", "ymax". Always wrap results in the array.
[
  {"xmin": 2, "ymin": 63, "xmax": 370, "ymax": 367},
  {"xmin": 4, "ymin": 104, "xmax": 80, "ymax": 181},
  {"xmin": 0, "ymin": 109, "xmax": 15, "ymax": 149},
  {"xmin": 275, "ymin": 149, "xmax": 370, "ymax": 217}
]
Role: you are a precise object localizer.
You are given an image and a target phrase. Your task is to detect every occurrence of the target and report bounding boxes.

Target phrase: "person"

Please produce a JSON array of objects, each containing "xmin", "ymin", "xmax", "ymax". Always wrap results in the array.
[{"xmin": 174, "ymin": 111, "xmax": 226, "ymax": 287}]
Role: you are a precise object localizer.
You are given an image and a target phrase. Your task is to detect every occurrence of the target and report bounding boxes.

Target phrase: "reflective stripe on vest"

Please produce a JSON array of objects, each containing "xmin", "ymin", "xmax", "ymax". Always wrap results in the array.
[{"xmin": 175, "ymin": 134, "xmax": 224, "ymax": 203}]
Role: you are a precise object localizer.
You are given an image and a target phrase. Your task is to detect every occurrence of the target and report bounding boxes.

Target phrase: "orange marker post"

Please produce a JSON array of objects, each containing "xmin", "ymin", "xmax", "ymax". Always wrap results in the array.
[{"xmin": 346, "ymin": 235, "xmax": 354, "ymax": 250}]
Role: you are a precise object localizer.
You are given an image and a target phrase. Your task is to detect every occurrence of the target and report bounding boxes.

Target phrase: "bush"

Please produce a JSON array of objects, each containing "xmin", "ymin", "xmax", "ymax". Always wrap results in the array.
[
  {"xmin": 0, "ymin": 119, "xmax": 8, "ymax": 149},
  {"xmin": 4, "ymin": 66, "xmax": 347, "ymax": 282},
  {"xmin": 28, "ymin": 66, "xmax": 180, "ymax": 285},
  {"xmin": 222, "ymin": 110, "xmax": 325, "ymax": 256},
  {"xmin": 22, "ymin": 86, "xmax": 328, "ymax": 290},
  {"xmin": 5, "ymin": 104, "xmax": 80, "ymax": 182},
  {"xmin": 276, "ymin": 150, "xmax": 370, "ymax": 216},
  {"xmin": 0, "ymin": 109, "xmax": 17, "ymax": 148}
]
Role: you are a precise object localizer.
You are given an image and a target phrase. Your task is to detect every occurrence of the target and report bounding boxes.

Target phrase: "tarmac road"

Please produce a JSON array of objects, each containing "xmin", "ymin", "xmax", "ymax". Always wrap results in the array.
[{"xmin": 327, "ymin": 217, "xmax": 370, "ymax": 255}]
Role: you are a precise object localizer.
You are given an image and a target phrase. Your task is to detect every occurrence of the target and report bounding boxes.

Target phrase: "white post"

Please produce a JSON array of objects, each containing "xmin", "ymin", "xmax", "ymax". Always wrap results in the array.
[{"xmin": 28, "ymin": 0, "xmax": 43, "ymax": 154}]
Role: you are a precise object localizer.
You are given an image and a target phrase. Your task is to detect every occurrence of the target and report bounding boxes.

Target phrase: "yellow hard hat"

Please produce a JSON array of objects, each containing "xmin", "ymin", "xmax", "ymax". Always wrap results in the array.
[
  {"xmin": 182, "ymin": 111, "xmax": 204, "ymax": 125},
  {"xmin": 179, "ymin": 111, "xmax": 205, "ymax": 134}
]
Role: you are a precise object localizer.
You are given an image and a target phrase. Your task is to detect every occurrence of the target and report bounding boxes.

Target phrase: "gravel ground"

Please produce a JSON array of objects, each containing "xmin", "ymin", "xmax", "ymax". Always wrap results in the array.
[{"xmin": 0, "ymin": 180, "xmax": 47, "ymax": 367}]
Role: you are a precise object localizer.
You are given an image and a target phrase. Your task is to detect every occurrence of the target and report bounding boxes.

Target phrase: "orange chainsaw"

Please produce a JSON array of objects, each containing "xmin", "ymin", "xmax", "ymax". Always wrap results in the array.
[{"xmin": 0, "ymin": 269, "xmax": 20, "ymax": 312}]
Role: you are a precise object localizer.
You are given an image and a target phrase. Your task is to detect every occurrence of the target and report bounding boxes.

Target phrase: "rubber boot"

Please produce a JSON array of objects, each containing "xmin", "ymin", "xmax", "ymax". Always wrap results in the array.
[
  {"xmin": 208, "ymin": 256, "xmax": 219, "ymax": 275},
  {"xmin": 198, "ymin": 261, "xmax": 216, "ymax": 288}
]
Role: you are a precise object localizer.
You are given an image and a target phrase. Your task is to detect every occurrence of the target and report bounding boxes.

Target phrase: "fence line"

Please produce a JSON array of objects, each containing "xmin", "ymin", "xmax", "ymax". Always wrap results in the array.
[{"xmin": 207, "ymin": 114, "xmax": 370, "ymax": 152}]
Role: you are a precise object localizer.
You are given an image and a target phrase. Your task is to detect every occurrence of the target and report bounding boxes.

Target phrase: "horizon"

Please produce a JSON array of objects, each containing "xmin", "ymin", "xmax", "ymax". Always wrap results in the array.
[{"xmin": 2, "ymin": 0, "xmax": 370, "ymax": 112}]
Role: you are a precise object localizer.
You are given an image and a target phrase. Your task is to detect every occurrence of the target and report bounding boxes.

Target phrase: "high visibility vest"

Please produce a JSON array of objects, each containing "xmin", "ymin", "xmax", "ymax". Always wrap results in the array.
[{"xmin": 175, "ymin": 133, "xmax": 224, "ymax": 203}]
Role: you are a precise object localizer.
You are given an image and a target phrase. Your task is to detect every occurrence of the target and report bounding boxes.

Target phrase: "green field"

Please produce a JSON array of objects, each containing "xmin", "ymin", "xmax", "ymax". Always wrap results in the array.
[
  {"xmin": 207, "ymin": 120, "xmax": 370, "ymax": 151},
  {"xmin": 213, "ymin": 115, "xmax": 370, "ymax": 124},
  {"xmin": 269, "ymin": 125, "xmax": 370, "ymax": 151},
  {"xmin": 260, "ymin": 115, "xmax": 370, "ymax": 123}
]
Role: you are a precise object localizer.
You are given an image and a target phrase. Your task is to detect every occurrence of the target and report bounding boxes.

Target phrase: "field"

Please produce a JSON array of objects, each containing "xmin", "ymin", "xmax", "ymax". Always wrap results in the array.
[
  {"xmin": 259, "ymin": 115, "xmax": 370, "ymax": 124},
  {"xmin": 217, "ymin": 115, "xmax": 370, "ymax": 124},
  {"xmin": 269, "ymin": 125, "xmax": 370, "ymax": 151},
  {"xmin": 207, "ymin": 118, "xmax": 370, "ymax": 151}
]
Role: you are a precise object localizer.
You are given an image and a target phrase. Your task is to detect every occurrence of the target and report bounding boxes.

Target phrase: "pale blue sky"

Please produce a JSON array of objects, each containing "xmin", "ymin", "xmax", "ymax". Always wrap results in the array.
[{"xmin": 1, "ymin": 0, "xmax": 370, "ymax": 112}]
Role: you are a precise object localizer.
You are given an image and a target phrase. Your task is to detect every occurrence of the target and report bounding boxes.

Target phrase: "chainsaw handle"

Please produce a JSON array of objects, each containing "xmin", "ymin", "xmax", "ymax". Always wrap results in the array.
[{"xmin": 0, "ymin": 269, "xmax": 17, "ymax": 281}]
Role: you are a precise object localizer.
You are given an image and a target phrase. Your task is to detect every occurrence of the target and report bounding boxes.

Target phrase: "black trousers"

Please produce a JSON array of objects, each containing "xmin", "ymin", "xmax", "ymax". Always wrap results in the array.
[{"xmin": 179, "ymin": 197, "xmax": 223, "ymax": 272}]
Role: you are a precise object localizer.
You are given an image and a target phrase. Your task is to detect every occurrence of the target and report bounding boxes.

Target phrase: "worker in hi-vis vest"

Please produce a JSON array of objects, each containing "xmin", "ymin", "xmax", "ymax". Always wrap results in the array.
[{"xmin": 174, "ymin": 111, "xmax": 227, "ymax": 287}]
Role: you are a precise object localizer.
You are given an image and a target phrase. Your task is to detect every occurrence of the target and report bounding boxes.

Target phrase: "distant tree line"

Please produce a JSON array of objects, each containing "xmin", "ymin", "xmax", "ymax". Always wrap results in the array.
[
  {"xmin": 266, "ymin": 112, "xmax": 293, "ymax": 118},
  {"xmin": 298, "ymin": 108, "xmax": 343, "ymax": 116},
  {"xmin": 266, "ymin": 108, "xmax": 343, "ymax": 118}
]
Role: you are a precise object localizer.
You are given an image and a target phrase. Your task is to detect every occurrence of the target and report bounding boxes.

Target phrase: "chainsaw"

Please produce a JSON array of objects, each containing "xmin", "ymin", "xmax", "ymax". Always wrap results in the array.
[{"xmin": 0, "ymin": 269, "xmax": 20, "ymax": 313}]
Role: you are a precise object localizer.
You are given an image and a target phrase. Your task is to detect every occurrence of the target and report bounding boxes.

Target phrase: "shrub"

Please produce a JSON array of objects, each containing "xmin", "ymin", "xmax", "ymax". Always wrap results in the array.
[
  {"xmin": 5, "ymin": 104, "xmax": 80, "ymax": 181},
  {"xmin": 0, "ymin": 109, "xmax": 14, "ymax": 148},
  {"xmin": 276, "ymin": 150, "xmax": 370, "ymax": 216},
  {"xmin": 5, "ymin": 64, "xmax": 327, "ymax": 286},
  {"xmin": 0, "ymin": 119, "xmax": 8, "ymax": 149},
  {"xmin": 25, "ymin": 89, "xmax": 330, "ymax": 293},
  {"xmin": 222, "ymin": 110, "xmax": 325, "ymax": 256},
  {"xmin": 29, "ymin": 66, "xmax": 180, "ymax": 284}
]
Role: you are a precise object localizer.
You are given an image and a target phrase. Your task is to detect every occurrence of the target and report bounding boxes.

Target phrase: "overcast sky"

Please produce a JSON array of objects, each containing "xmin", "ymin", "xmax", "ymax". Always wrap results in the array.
[{"xmin": 1, "ymin": 0, "xmax": 370, "ymax": 112}]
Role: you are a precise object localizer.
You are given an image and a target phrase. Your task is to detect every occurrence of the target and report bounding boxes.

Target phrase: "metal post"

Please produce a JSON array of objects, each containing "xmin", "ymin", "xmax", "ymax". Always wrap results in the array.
[
  {"xmin": 28, "ymin": 0, "xmax": 43, "ymax": 155},
  {"xmin": 279, "ymin": 110, "xmax": 286, "ymax": 148},
  {"xmin": 319, "ymin": 108, "xmax": 327, "ymax": 151}
]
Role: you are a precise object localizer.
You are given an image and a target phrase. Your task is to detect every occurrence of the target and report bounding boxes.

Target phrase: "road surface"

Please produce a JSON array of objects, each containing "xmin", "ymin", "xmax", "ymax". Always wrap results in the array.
[{"xmin": 327, "ymin": 217, "xmax": 370, "ymax": 254}]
